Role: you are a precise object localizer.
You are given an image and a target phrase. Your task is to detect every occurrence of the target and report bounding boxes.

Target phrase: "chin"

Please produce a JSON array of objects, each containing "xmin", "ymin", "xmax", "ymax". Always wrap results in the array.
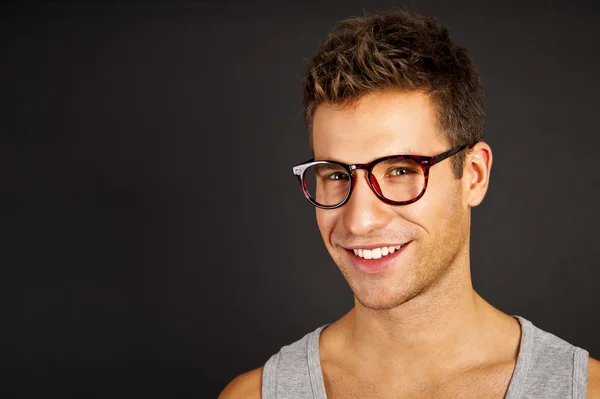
[
  {"xmin": 333, "ymin": 256, "xmax": 416, "ymax": 311},
  {"xmin": 343, "ymin": 273, "xmax": 422, "ymax": 311},
  {"xmin": 354, "ymin": 288, "xmax": 417, "ymax": 311}
]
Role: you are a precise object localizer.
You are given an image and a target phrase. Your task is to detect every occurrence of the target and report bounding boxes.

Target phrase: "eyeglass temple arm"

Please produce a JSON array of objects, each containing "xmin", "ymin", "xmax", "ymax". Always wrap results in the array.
[
  {"xmin": 431, "ymin": 144, "xmax": 468, "ymax": 165},
  {"xmin": 292, "ymin": 159, "xmax": 316, "ymax": 176}
]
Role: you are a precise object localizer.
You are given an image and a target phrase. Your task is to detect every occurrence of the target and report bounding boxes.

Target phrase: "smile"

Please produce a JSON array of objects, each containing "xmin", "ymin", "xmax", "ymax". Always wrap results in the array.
[
  {"xmin": 345, "ymin": 242, "xmax": 411, "ymax": 273},
  {"xmin": 351, "ymin": 244, "xmax": 406, "ymax": 259}
]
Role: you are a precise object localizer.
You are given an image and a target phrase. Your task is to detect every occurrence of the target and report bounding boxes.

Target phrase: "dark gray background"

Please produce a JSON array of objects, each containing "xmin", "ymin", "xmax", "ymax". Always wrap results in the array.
[{"xmin": 2, "ymin": 1, "xmax": 599, "ymax": 397}]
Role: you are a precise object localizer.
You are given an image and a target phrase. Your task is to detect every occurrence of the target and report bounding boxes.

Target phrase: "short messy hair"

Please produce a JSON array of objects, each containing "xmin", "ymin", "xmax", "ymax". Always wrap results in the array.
[{"xmin": 302, "ymin": 10, "xmax": 484, "ymax": 177}]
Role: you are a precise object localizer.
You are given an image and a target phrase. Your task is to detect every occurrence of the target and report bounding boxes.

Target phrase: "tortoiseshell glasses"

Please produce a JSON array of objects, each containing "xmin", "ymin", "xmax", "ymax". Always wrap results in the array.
[{"xmin": 292, "ymin": 145, "xmax": 468, "ymax": 209}]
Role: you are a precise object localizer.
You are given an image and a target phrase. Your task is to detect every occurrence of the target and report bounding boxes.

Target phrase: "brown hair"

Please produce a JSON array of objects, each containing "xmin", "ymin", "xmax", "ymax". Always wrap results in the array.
[{"xmin": 302, "ymin": 10, "xmax": 484, "ymax": 177}]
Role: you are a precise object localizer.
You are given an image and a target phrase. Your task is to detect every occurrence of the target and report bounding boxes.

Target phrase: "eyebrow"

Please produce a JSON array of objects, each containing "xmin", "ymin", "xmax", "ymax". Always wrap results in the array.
[
  {"xmin": 313, "ymin": 163, "xmax": 345, "ymax": 171},
  {"xmin": 317, "ymin": 150, "xmax": 421, "ymax": 165}
]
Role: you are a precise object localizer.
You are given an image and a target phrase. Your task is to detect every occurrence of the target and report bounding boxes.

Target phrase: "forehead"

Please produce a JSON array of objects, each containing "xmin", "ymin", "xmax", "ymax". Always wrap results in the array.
[{"xmin": 312, "ymin": 91, "xmax": 447, "ymax": 163}]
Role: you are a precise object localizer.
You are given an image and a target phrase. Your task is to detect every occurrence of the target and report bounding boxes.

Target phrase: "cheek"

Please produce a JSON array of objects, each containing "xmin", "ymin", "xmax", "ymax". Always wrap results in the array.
[
  {"xmin": 315, "ymin": 209, "xmax": 335, "ymax": 245},
  {"xmin": 427, "ymin": 183, "xmax": 464, "ymax": 237},
  {"xmin": 406, "ymin": 172, "xmax": 462, "ymax": 230}
]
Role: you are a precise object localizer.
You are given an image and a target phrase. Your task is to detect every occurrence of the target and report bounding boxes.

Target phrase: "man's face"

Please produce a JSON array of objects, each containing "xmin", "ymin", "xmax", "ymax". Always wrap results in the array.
[{"xmin": 312, "ymin": 91, "xmax": 471, "ymax": 311}]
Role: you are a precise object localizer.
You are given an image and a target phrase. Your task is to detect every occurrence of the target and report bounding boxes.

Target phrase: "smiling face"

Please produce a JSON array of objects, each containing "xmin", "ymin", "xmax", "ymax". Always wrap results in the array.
[{"xmin": 312, "ymin": 91, "xmax": 472, "ymax": 311}]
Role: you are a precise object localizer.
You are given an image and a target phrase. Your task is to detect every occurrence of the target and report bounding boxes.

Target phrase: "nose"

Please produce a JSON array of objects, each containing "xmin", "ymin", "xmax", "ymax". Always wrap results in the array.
[{"xmin": 341, "ymin": 171, "xmax": 392, "ymax": 237}]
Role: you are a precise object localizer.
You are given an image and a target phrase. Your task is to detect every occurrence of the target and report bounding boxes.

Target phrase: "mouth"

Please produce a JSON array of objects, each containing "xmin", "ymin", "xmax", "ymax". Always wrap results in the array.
[{"xmin": 344, "ymin": 242, "xmax": 411, "ymax": 273}]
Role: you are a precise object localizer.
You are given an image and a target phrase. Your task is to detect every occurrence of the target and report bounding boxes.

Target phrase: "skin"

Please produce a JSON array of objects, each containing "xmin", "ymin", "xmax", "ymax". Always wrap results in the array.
[
  {"xmin": 220, "ymin": 91, "xmax": 600, "ymax": 398},
  {"xmin": 313, "ymin": 90, "xmax": 476, "ymax": 314},
  {"xmin": 310, "ymin": 91, "xmax": 516, "ymax": 397}
]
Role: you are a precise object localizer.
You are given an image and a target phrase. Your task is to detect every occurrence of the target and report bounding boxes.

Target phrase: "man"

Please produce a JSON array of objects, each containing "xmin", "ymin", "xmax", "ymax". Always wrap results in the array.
[{"xmin": 220, "ymin": 10, "xmax": 600, "ymax": 398}]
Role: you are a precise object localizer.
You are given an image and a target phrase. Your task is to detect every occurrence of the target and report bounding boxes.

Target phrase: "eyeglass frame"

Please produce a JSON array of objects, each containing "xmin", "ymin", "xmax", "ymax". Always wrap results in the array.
[{"xmin": 292, "ymin": 144, "xmax": 470, "ymax": 209}]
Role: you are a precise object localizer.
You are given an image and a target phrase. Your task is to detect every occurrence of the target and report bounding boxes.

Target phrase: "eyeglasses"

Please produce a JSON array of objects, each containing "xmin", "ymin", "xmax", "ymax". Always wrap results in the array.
[{"xmin": 292, "ymin": 145, "xmax": 469, "ymax": 209}]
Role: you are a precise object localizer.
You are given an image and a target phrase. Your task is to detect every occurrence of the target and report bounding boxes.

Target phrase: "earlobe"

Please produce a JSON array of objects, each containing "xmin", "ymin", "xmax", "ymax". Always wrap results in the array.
[{"xmin": 466, "ymin": 142, "xmax": 493, "ymax": 207}]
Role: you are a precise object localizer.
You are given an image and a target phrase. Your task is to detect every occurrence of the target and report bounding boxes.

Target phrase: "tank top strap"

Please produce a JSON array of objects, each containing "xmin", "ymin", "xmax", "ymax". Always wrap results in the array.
[
  {"xmin": 505, "ymin": 315, "xmax": 589, "ymax": 399},
  {"xmin": 306, "ymin": 324, "xmax": 329, "ymax": 398},
  {"xmin": 261, "ymin": 325, "xmax": 329, "ymax": 399}
]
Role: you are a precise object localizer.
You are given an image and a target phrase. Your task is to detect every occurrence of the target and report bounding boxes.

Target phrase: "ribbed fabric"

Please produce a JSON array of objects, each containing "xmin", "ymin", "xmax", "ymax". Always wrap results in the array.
[
  {"xmin": 261, "ymin": 316, "xmax": 589, "ymax": 398},
  {"xmin": 573, "ymin": 347, "xmax": 590, "ymax": 399}
]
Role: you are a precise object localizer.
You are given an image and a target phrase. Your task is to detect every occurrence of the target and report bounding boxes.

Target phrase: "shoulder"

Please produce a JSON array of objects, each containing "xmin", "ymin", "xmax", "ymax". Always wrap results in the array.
[
  {"xmin": 218, "ymin": 367, "xmax": 263, "ymax": 399},
  {"xmin": 589, "ymin": 357, "xmax": 600, "ymax": 399}
]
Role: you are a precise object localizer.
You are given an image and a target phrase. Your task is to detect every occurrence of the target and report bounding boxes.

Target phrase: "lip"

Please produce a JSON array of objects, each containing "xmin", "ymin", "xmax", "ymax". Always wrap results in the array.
[{"xmin": 344, "ymin": 241, "xmax": 411, "ymax": 274}]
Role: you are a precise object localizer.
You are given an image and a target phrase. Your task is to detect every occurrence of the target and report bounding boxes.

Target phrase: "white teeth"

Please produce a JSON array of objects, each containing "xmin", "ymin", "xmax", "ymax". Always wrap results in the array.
[
  {"xmin": 351, "ymin": 244, "xmax": 405, "ymax": 259},
  {"xmin": 372, "ymin": 248, "xmax": 382, "ymax": 259}
]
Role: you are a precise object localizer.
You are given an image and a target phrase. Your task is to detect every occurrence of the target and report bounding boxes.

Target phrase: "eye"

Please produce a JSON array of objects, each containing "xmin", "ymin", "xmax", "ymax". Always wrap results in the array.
[
  {"xmin": 325, "ymin": 172, "xmax": 349, "ymax": 181},
  {"xmin": 389, "ymin": 167, "xmax": 416, "ymax": 176}
]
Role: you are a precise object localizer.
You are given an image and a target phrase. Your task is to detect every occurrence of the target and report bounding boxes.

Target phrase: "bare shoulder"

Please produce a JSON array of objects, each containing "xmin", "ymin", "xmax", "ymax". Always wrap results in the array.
[
  {"xmin": 588, "ymin": 357, "xmax": 600, "ymax": 399},
  {"xmin": 218, "ymin": 367, "xmax": 263, "ymax": 399}
]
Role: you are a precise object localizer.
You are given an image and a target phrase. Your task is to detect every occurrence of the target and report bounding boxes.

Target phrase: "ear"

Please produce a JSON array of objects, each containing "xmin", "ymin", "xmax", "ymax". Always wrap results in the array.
[{"xmin": 464, "ymin": 142, "xmax": 493, "ymax": 207}]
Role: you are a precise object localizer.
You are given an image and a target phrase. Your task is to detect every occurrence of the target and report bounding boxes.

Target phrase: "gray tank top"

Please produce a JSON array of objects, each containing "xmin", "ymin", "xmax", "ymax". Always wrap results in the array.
[{"xmin": 262, "ymin": 316, "xmax": 589, "ymax": 398}]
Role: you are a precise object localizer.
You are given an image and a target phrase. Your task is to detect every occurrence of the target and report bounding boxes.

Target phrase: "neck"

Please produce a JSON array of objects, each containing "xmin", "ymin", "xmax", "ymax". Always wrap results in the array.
[{"xmin": 344, "ymin": 252, "xmax": 502, "ymax": 373}]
